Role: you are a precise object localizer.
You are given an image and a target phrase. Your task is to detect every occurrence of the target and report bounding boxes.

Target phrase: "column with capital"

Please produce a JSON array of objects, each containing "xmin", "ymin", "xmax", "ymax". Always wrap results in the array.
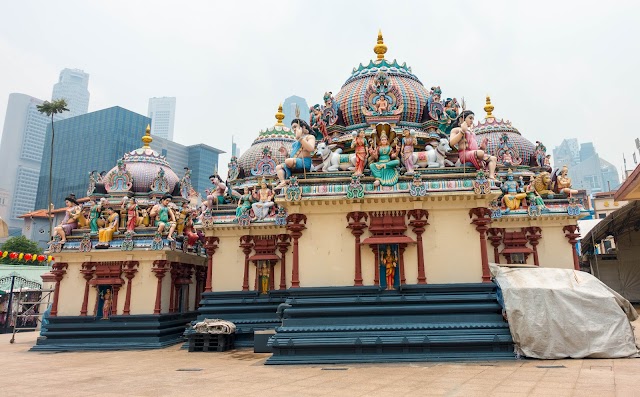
[
  {"xmin": 469, "ymin": 207, "xmax": 493, "ymax": 283},
  {"xmin": 276, "ymin": 234, "xmax": 291, "ymax": 290},
  {"xmin": 487, "ymin": 228, "xmax": 504, "ymax": 264},
  {"xmin": 286, "ymin": 214, "xmax": 307, "ymax": 288},
  {"xmin": 563, "ymin": 225, "xmax": 580, "ymax": 271},
  {"xmin": 525, "ymin": 227, "xmax": 542, "ymax": 267},
  {"xmin": 122, "ymin": 261, "xmax": 139, "ymax": 315},
  {"xmin": 50, "ymin": 263, "xmax": 68, "ymax": 317},
  {"xmin": 239, "ymin": 235, "xmax": 253, "ymax": 291},
  {"xmin": 204, "ymin": 237, "xmax": 219, "ymax": 292},
  {"xmin": 408, "ymin": 209, "xmax": 429, "ymax": 284},
  {"xmin": 346, "ymin": 211, "xmax": 368, "ymax": 286},
  {"xmin": 152, "ymin": 260, "xmax": 169, "ymax": 314},
  {"xmin": 80, "ymin": 262, "xmax": 95, "ymax": 316}
]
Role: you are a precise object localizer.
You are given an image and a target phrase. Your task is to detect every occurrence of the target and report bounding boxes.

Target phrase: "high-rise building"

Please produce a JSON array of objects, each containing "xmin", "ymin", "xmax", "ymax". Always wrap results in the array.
[
  {"xmin": 282, "ymin": 95, "xmax": 310, "ymax": 127},
  {"xmin": 552, "ymin": 139, "xmax": 620, "ymax": 194},
  {"xmin": 51, "ymin": 68, "xmax": 90, "ymax": 118},
  {"xmin": 0, "ymin": 93, "xmax": 63, "ymax": 239},
  {"xmin": 147, "ymin": 97, "xmax": 176, "ymax": 140},
  {"xmin": 35, "ymin": 106, "xmax": 223, "ymax": 210}
]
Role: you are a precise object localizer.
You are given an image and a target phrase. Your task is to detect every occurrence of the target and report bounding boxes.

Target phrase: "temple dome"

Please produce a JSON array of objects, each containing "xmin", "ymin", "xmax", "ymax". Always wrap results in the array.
[
  {"xmin": 104, "ymin": 126, "xmax": 180, "ymax": 194},
  {"xmin": 237, "ymin": 104, "xmax": 296, "ymax": 177},
  {"xmin": 333, "ymin": 32, "xmax": 430, "ymax": 129},
  {"xmin": 474, "ymin": 96, "xmax": 535, "ymax": 166}
]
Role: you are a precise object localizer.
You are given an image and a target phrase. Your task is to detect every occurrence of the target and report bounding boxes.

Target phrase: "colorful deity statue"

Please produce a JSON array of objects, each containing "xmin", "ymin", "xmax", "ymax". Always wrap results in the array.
[
  {"xmin": 176, "ymin": 201, "xmax": 190, "ymax": 235},
  {"xmin": 533, "ymin": 141, "xmax": 547, "ymax": 168},
  {"xmin": 275, "ymin": 116, "xmax": 316, "ymax": 189},
  {"xmin": 400, "ymin": 128, "xmax": 417, "ymax": 175},
  {"xmin": 350, "ymin": 130, "xmax": 368, "ymax": 176},
  {"xmin": 449, "ymin": 110, "xmax": 497, "ymax": 180},
  {"xmin": 150, "ymin": 194, "xmax": 177, "ymax": 241},
  {"xmin": 205, "ymin": 174, "xmax": 227, "ymax": 209},
  {"xmin": 362, "ymin": 71, "xmax": 404, "ymax": 118},
  {"xmin": 532, "ymin": 171, "xmax": 555, "ymax": 197},
  {"xmin": 137, "ymin": 207, "xmax": 150, "ymax": 227},
  {"xmin": 180, "ymin": 167, "xmax": 192, "ymax": 200},
  {"xmin": 183, "ymin": 211, "xmax": 200, "ymax": 251},
  {"xmin": 321, "ymin": 92, "xmax": 340, "ymax": 126},
  {"xmin": 437, "ymin": 98, "xmax": 460, "ymax": 135},
  {"xmin": 501, "ymin": 169, "xmax": 527, "ymax": 212},
  {"xmin": 89, "ymin": 198, "xmax": 106, "ymax": 234},
  {"xmin": 97, "ymin": 207, "xmax": 119, "ymax": 248},
  {"xmin": 124, "ymin": 198, "xmax": 137, "ymax": 233},
  {"xmin": 101, "ymin": 288, "xmax": 112, "ymax": 320},
  {"xmin": 87, "ymin": 170, "xmax": 99, "ymax": 196},
  {"xmin": 52, "ymin": 194, "xmax": 81, "ymax": 245},
  {"xmin": 382, "ymin": 245, "xmax": 398, "ymax": 290},
  {"xmin": 251, "ymin": 178, "xmax": 274, "ymax": 221},
  {"xmin": 259, "ymin": 262, "xmax": 270, "ymax": 294},
  {"xmin": 369, "ymin": 129, "xmax": 400, "ymax": 187},
  {"xmin": 235, "ymin": 187, "xmax": 253, "ymax": 219},
  {"xmin": 553, "ymin": 165, "xmax": 578, "ymax": 196},
  {"xmin": 227, "ymin": 156, "xmax": 240, "ymax": 181},
  {"xmin": 309, "ymin": 104, "xmax": 329, "ymax": 142},
  {"xmin": 496, "ymin": 133, "xmax": 522, "ymax": 167}
]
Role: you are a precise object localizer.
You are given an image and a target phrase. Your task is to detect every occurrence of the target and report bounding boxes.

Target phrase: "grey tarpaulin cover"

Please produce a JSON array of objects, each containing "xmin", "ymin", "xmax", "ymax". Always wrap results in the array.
[{"xmin": 490, "ymin": 264, "xmax": 639, "ymax": 359}]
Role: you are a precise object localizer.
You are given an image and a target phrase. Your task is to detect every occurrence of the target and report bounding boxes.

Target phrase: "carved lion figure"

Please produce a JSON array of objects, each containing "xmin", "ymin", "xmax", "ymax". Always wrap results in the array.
[{"xmin": 533, "ymin": 172, "xmax": 554, "ymax": 196}]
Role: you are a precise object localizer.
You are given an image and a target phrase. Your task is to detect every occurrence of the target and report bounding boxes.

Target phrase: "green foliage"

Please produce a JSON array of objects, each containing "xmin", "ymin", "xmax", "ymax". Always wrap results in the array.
[
  {"xmin": 0, "ymin": 236, "xmax": 42, "ymax": 264},
  {"xmin": 36, "ymin": 99, "xmax": 69, "ymax": 117}
]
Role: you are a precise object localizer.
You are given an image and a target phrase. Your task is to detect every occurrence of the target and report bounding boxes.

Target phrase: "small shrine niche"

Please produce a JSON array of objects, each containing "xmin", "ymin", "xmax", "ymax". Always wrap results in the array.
[
  {"xmin": 249, "ymin": 236, "xmax": 279, "ymax": 294},
  {"xmin": 500, "ymin": 230, "xmax": 533, "ymax": 264},
  {"xmin": 379, "ymin": 243, "xmax": 400, "ymax": 290}
]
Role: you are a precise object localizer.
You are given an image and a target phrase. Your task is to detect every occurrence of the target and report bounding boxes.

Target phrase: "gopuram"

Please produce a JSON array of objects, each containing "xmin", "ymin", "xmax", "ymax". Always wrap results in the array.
[{"xmin": 35, "ymin": 32, "xmax": 587, "ymax": 363}]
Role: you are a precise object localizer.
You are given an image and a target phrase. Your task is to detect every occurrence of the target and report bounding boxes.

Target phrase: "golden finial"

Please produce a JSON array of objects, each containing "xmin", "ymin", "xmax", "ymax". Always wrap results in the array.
[
  {"xmin": 275, "ymin": 103, "xmax": 285, "ymax": 126},
  {"xmin": 142, "ymin": 124, "xmax": 153, "ymax": 147},
  {"xmin": 484, "ymin": 95, "xmax": 495, "ymax": 120},
  {"xmin": 374, "ymin": 29, "xmax": 387, "ymax": 61}
]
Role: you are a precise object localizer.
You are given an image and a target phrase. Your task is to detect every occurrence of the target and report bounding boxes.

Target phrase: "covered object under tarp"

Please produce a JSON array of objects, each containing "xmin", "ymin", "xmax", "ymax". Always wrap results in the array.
[{"xmin": 491, "ymin": 264, "xmax": 638, "ymax": 359}]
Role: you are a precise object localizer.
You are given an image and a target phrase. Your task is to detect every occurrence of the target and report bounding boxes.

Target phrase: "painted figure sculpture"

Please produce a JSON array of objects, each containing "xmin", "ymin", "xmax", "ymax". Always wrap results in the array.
[
  {"xmin": 150, "ymin": 194, "xmax": 177, "ymax": 241},
  {"xmin": 400, "ymin": 128, "xmax": 416, "ymax": 175},
  {"xmin": 369, "ymin": 130, "xmax": 400, "ymax": 187},
  {"xmin": 97, "ymin": 207, "xmax": 119, "ymax": 248},
  {"xmin": 449, "ymin": 110, "xmax": 497, "ymax": 180},
  {"xmin": 52, "ymin": 194, "xmax": 81, "ymax": 245},
  {"xmin": 351, "ymin": 130, "xmax": 368, "ymax": 176},
  {"xmin": 501, "ymin": 169, "xmax": 527, "ymax": 212},
  {"xmin": 252, "ymin": 178, "xmax": 275, "ymax": 221},
  {"xmin": 275, "ymin": 117, "xmax": 316, "ymax": 189}
]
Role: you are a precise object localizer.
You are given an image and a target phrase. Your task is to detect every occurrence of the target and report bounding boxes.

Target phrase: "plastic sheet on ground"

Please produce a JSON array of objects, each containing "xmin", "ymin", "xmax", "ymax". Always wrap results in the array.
[
  {"xmin": 490, "ymin": 264, "xmax": 639, "ymax": 359},
  {"xmin": 193, "ymin": 319, "xmax": 236, "ymax": 334}
]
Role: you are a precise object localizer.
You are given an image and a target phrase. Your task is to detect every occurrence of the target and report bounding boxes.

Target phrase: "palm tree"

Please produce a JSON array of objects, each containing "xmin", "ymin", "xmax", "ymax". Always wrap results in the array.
[{"xmin": 37, "ymin": 99, "xmax": 69, "ymax": 239}]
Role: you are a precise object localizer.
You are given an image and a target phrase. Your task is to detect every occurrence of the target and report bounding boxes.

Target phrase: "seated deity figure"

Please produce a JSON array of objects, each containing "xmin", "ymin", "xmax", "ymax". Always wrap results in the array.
[
  {"xmin": 449, "ymin": 110, "xmax": 497, "ymax": 180},
  {"xmin": 554, "ymin": 165, "xmax": 578, "ymax": 196},
  {"xmin": 205, "ymin": 174, "xmax": 227, "ymax": 210},
  {"xmin": 275, "ymin": 117, "xmax": 316, "ymax": 189},
  {"xmin": 89, "ymin": 198, "xmax": 106, "ymax": 234},
  {"xmin": 375, "ymin": 95, "xmax": 390, "ymax": 114},
  {"xmin": 235, "ymin": 187, "xmax": 253, "ymax": 218},
  {"xmin": 52, "ymin": 194, "xmax": 81, "ymax": 245},
  {"xmin": 177, "ymin": 201, "xmax": 190, "ymax": 235},
  {"xmin": 368, "ymin": 130, "xmax": 400, "ymax": 187},
  {"xmin": 183, "ymin": 212, "xmax": 200, "ymax": 250},
  {"xmin": 97, "ymin": 207, "xmax": 119, "ymax": 247},
  {"xmin": 501, "ymin": 169, "xmax": 527, "ymax": 212},
  {"xmin": 150, "ymin": 194, "xmax": 177, "ymax": 241},
  {"xmin": 251, "ymin": 178, "xmax": 274, "ymax": 221}
]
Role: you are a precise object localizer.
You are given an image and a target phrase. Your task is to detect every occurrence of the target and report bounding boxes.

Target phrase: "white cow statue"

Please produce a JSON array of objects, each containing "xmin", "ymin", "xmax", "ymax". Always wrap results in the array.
[
  {"xmin": 312, "ymin": 142, "xmax": 359, "ymax": 172},
  {"xmin": 410, "ymin": 138, "xmax": 454, "ymax": 168}
]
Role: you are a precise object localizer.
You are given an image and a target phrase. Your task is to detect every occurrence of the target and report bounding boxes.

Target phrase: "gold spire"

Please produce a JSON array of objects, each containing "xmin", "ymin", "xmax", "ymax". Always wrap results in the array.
[
  {"xmin": 484, "ymin": 95, "xmax": 495, "ymax": 120},
  {"xmin": 374, "ymin": 29, "xmax": 387, "ymax": 61},
  {"xmin": 142, "ymin": 124, "xmax": 153, "ymax": 147},
  {"xmin": 275, "ymin": 103, "xmax": 285, "ymax": 126}
]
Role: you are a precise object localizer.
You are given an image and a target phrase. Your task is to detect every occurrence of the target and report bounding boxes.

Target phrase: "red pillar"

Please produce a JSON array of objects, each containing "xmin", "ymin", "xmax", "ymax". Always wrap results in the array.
[
  {"xmin": 286, "ymin": 214, "xmax": 307, "ymax": 288},
  {"xmin": 470, "ymin": 208, "xmax": 493, "ymax": 283},
  {"xmin": 80, "ymin": 262, "xmax": 95, "ymax": 316},
  {"xmin": 488, "ymin": 228, "xmax": 504, "ymax": 264},
  {"xmin": 122, "ymin": 261, "xmax": 139, "ymax": 315},
  {"xmin": 169, "ymin": 262, "xmax": 179, "ymax": 313},
  {"xmin": 347, "ymin": 211, "xmax": 368, "ymax": 286},
  {"xmin": 239, "ymin": 235, "xmax": 253, "ymax": 291},
  {"xmin": 399, "ymin": 244, "xmax": 406, "ymax": 285},
  {"xmin": 277, "ymin": 234, "xmax": 291, "ymax": 290},
  {"xmin": 152, "ymin": 260, "xmax": 168, "ymax": 314},
  {"xmin": 371, "ymin": 245, "xmax": 380, "ymax": 286},
  {"xmin": 204, "ymin": 237, "xmax": 219, "ymax": 292},
  {"xmin": 50, "ymin": 263, "xmax": 68, "ymax": 317},
  {"xmin": 111, "ymin": 285, "xmax": 121, "ymax": 316},
  {"xmin": 563, "ymin": 225, "xmax": 581, "ymax": 271},
  {"xmin": 194, "ymin": 267, "xmax": 206, "ymax": 309},
  {"xmin": 526, "ymin": 227, "xmax": 542, "ymax": 267},
  {"xmin": 408, "ymin": 209, "xmax": 429, "ymax": 284}
]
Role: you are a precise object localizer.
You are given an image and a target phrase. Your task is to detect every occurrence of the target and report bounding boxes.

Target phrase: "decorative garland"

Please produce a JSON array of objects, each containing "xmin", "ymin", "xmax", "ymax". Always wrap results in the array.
[{"xmin": 0, "ymin": 251, "xmax": 54, "ymax": 263}]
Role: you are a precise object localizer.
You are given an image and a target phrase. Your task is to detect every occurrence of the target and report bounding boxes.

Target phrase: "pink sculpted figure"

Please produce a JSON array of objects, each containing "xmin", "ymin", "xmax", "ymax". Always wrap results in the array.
[{"xmin": 449, "ymin": 110, "xmax": 497, "ymax": 179}]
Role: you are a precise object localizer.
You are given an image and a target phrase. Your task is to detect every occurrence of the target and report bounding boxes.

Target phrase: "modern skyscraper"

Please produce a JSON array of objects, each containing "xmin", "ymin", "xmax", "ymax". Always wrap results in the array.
[
  {"xmin": 552, "ymin": 139, "xmax": 620, "ymax": 194},
  {"xmin": 282, "ymin": 95, "xmax": 310, "ymax": 127},
  {"xmin": 0, "ymin": 93, "xmax": 63, "ymax": 238},
  {"xmin": 34, "ymin": 106, "xmax": 223, "ymax": 210},
  {"xmin": 51, "ymin": 68, "xmax": 90, "ymax": 118},
  {"xmin": 148, "ymin": 97, "xmax": 176, "ymax": 140}
]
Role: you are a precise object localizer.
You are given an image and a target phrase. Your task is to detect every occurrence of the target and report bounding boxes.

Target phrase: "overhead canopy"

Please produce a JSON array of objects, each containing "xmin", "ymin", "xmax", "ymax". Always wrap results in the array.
[{"xmin": 581, "ymin": 201, "xmax": 640, "ymax": 254}]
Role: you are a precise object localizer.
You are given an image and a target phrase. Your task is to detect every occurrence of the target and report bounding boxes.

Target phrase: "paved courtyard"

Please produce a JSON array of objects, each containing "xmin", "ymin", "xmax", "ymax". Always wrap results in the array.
[{"xmin": 2, "ymin": 331, "xmax": 639, "ymax": 397}]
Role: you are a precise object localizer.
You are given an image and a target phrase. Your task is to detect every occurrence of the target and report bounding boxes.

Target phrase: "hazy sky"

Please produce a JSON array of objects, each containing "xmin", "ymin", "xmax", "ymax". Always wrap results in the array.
[{"xmin": 1, "ymin": 1, "xmax": 639, "ymax": 179}]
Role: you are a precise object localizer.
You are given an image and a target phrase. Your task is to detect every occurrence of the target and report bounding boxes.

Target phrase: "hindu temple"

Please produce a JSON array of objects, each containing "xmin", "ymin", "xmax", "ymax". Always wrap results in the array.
[{"xmin": 34, "ymin": 32, "xmax": 587, "ymax": 362}]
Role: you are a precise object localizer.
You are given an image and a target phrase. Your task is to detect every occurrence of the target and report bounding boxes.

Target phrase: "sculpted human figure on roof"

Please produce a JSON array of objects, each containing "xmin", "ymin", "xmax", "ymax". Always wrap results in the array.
[
  {"xmin": 449, "ymin": 110, "xmax": 497, "ymax": 180},
  {"xmin": 275, "ymin": 114, "xmax": 316, "ymax": 189}
]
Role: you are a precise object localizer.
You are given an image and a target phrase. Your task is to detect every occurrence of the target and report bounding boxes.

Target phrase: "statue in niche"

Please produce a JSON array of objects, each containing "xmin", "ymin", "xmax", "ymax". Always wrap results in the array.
[
  {"xmin": 449, "ymin": 110, "xmax": 497, "ymax": 180},
  {"xmin": 362, "ymin": 71, "xmax": 404, "ymax": 117},
  {"xmin": 380, "ymin": 245, "xmax": 399, "ymax": 290},
  {"xmin": 259, "ymin": 262, "xmax": 270, "ymax": 294},
  {"xmin": 101, "ymin": 288, "xmax": 112, "ymax": 320},
  {"xmin": 496, "ymin": 133, "xmax": 522, "ymax": 167}
]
